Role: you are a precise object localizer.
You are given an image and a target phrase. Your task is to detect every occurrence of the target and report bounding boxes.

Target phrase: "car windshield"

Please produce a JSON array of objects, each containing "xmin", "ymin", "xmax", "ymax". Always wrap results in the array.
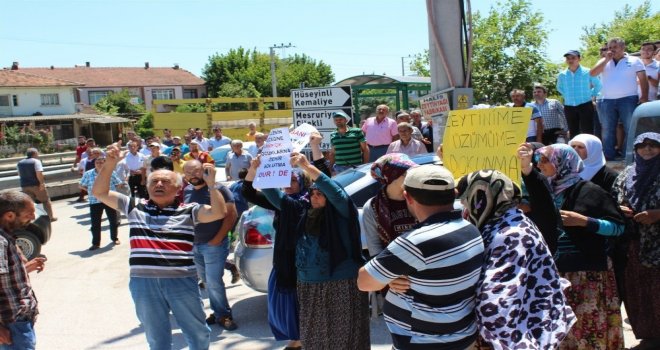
[{"xmin": 212, "ymin": 149, "xmax": 231, "ymax": 167}]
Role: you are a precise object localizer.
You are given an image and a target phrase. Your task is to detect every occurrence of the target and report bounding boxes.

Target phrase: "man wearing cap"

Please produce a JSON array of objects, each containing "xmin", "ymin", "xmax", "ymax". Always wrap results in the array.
[
  {"xmin": 329, "ymin": 111, "xmax": 369, "ymax": 174},
  {"xmin": 170, "ymin": 147, "xmax": 185, "ymax": 175},
  {"xmin": 557, "ymin": 49, "xmax": 602, "ymax": 138},
  {"xmin": 357, "ymin": 164, "xmax": 484, "ymax": 349},
  {"xmin": 591, "ymin": 38, "xmax": 648, "ymax": 160},
  {"xmin": 164, "ymin": 136, "xmax": 189, "ymax": 156},
  {"xmin": 362, "ymin": 105, "xmax": 399, "ymax": 162}
]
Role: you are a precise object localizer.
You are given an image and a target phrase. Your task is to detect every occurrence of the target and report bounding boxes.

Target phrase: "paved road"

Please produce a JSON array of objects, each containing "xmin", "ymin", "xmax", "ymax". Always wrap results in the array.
[{"xmin": 30, "ymin": 198, "xmax": 640, "ymax": 349}]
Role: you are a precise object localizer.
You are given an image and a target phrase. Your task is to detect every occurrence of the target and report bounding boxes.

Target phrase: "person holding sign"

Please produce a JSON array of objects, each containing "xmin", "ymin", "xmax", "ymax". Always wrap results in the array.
[
  {"xmin": 329, "ymin": 111, "xmax": 369, "ymax": 174},
  {"xmin": 520, "ymin": 143, "xmax": 625, "ymax": 350},
  {"xmin": 260, "ymin": 152, "xmax": 369, "ymax": 350},
  {"xmin": 242, "ymin": 132, "xmax": 330, "ymax": 350}
]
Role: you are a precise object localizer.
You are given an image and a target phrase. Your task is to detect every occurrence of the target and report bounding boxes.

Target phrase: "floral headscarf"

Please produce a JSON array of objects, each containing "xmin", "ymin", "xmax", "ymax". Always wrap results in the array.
[
  {"xmin": 459, "ymin": 170, "xmax": 521, "ymax": 229},
  {"xmin": 370, "ymin": 153, "xmax": 418, "ymax": 185},
  {"xmin": 626, "ymin": 132, "xmax": 660, "ymax": 212},
  {"xmin": 369, "ymin": 153, "xmax": 418, "ymax": 245},
  {"xmin": 535, "ymin": 144, "xmax": 584, "ymax": 201},
  {"xmin": 569, "ymin": 134, "xmax": 606, "ymax": 181}
]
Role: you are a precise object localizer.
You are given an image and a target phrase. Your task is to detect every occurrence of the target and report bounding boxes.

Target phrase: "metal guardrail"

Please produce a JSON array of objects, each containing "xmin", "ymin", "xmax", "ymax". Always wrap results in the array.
[{"xmin": 0, "ymin": 151, "xmax": 76, "ymax": 172}]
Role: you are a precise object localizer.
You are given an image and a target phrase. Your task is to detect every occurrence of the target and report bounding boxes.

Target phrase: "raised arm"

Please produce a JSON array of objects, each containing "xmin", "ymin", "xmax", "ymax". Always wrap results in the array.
[
  {"xmin": 196, "ymin": 163, "xmax": 227, "ymax": 223},
  {"xmin": 291, "ymin": 152, "xmax": 349, "ymax": 217}
]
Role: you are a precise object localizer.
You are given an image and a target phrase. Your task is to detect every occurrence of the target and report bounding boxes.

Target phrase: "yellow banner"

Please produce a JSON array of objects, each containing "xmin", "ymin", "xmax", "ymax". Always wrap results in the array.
[{"xmin": 442, "ymin": 107, "xmax": 531, "ymax": 184}]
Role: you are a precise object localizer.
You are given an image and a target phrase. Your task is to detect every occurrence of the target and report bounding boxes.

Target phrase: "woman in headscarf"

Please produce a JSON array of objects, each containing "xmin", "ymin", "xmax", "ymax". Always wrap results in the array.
[
  {"xmin": 242, "ymin": 133, "xmax": 329, "ymax": 350},
  {"xmin": 569, "ymin": 134, "xmax": 619, "ymax": 193},
  {"xmin": 519, "ymin": 143, "xmax": 625, "ymax": 350},
  {"xmin": 458, "ymin": 169, "xmax": 575, "ymax": 350},
  {"xmin": 261, "ymin": 152, "xmax": 369, "ymax": 350},
  {"xmin": 611, "ymin": 132, "xmax": 660, "ymax": 349},
  {"xmin": 517, "ymin": 142, "xmax": 563, "ymax": 254},
  {"xmin": 362, "ymin": 153, "xmax": 418, "ymax": 257}
]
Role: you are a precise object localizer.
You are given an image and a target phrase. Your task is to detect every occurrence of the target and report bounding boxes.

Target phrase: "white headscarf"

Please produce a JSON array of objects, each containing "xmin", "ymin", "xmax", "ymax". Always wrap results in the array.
[{"xmin": 569, "ymin": 134, "xmax": 606, "ymax": 180}]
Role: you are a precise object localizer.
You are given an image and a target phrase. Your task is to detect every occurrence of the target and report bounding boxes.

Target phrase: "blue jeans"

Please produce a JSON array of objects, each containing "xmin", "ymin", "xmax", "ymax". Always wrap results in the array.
[
  {"xmin": 0, "ymin": 320, "xmax": 36, "ymax": 350},
  {"xmin": 597, "ymin": 95, "xmax": 638, "ymax": 159},
  {"xmin": 129, "ymin": 276, "xmax": 210, "ymax": 350},
  {"xmin": 193, "ymin": 239, "xmax": 232, "ymax": 318}
]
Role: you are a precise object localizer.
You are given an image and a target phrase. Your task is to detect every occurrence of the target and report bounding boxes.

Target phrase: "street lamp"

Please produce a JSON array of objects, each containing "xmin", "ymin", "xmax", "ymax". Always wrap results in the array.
[{"xmin": 269, "ymin": 43, "xmax": 294, "ymax": 110}]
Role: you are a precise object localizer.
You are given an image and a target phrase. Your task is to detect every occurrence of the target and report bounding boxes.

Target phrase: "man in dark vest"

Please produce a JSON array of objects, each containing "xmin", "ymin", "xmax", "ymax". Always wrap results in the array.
[{"xmin": 17, "ymin": 148, "xmax": 56, "ymax": 221}]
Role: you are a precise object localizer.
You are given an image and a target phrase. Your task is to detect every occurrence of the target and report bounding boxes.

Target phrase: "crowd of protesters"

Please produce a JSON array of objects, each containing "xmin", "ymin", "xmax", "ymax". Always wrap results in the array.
[{"xmin": 4, "ymin": 36, "xmax": 659, "ymax": 350}]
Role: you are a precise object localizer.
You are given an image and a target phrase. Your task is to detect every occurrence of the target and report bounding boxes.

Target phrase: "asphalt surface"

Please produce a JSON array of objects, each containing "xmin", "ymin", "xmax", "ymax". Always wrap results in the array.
[{"xmin": 30, "ymin": 197, "xmax": 640, "ymax": 349}]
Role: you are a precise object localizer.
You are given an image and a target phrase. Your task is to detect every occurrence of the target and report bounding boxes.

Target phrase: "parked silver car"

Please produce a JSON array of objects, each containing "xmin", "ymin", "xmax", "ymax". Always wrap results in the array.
[{"xmin": 234, "ymin": 153, "xmax": 442, "ymax": 292}]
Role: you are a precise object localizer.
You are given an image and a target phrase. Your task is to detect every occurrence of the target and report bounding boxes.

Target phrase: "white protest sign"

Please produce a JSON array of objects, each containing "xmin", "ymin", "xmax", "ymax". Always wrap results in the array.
[
  {"xmin": 253, "ymin": 127, "xmax": 293, "ymax": 189},
  {"xmin": 290, "ymin": 123, "xmax": 318, "ymax": 153}
]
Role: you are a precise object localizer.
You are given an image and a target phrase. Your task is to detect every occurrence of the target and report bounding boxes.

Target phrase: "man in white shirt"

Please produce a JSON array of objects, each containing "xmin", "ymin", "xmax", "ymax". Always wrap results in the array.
[
  {"xmin": 193, "ymin": 128, "xmax": 210, "ymax": 151},
  {"xmin": 124, "ymin": 141, "xmax": 146, "ymax": 198},
  {"xmin": 639, "ymin": 42, "xmax": 659, "ymax": 102},
  {"xmin": 590, "ymin": 37, "xmax": 648, "ymax": 160}
]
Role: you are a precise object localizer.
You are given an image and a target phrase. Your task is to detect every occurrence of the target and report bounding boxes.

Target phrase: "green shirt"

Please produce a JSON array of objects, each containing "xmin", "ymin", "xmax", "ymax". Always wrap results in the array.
[{"xmin": 330, "ymin": 127, "xmax": 365, "ymax": 166}]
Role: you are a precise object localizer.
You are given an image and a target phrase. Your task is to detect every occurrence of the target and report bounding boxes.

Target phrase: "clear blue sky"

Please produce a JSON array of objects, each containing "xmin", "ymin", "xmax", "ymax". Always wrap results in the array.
[{"xmin": 1, "ymin": 0, "xmax": 656, "ymax": 83}]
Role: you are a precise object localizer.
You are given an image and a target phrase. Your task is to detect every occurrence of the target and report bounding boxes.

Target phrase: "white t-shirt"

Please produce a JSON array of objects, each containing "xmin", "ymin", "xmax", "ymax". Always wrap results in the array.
[
  {"xmin": 638, "ymin": 60, "xmax": 659, "ymax": 101},
  {"xmin": 601, "ymin": 55, "xmax": 645, "ymax": 99}
]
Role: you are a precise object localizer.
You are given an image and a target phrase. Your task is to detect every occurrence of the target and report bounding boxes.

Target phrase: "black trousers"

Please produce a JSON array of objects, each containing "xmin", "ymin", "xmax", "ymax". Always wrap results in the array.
[
  {"xmin": 89, "ymin": 202, "xmax": 118, "ymax": 246},
  {"xmin": 128, "ymin": 174, "xmax": 146, "ymax": 198},
  {"xmin": 565, "ymin": 101, "xmax": 594, "ymax": 137}
]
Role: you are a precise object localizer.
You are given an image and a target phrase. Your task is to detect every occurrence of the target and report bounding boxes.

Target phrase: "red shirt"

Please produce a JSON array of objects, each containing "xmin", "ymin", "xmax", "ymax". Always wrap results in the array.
[{"xmin": 76, "ymin": 145, "xmax": 87, "ymax": 158}]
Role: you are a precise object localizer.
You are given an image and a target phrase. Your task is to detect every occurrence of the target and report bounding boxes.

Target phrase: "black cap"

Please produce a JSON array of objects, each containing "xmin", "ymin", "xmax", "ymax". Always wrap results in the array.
[{"xmin": 563, "ymin": 50, "xmax": 580, "ymax": 58}]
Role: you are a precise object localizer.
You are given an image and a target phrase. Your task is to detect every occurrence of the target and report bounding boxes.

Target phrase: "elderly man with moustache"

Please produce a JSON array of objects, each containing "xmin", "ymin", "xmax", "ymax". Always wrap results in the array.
[
  {"xmin": 361, "ymin": 104, "xmax": 399, "ymax": 161},
  {"xmin": 92, "ymin": 144, "xmax": 227, "ymax": 350}
]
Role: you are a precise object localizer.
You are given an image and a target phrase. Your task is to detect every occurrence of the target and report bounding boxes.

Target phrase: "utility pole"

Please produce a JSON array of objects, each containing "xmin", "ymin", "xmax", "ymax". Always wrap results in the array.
[
  {"xmin": 269, "ymin": 43, "xmax": 294, "ymax": 110},
  {"xmin": 401, "ymin": 55, "xmax": 411, "ymax": 76}
]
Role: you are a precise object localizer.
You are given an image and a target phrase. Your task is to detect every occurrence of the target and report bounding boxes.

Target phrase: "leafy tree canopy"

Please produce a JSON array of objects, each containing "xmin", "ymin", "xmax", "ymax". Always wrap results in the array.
[
  {"xmin": 471, "ymin": 0, "xmax": 558, "ymax": 104},
  {"xmin": 93, "ymin": 89, "xmax": 145, "ymax": 115},
  {"xmin": 202, "ymin": 48, "xmax": 335, "ymax": 98},
  {"xmin": 579, "ymin": 1, "xmax": 660, "ymax": 67}
]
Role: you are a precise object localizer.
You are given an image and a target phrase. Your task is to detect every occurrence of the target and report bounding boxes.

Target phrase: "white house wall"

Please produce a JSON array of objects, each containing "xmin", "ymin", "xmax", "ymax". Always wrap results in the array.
[{"xmin": 0, "ymin": 86, "xmax": 77, "ymax": 116}]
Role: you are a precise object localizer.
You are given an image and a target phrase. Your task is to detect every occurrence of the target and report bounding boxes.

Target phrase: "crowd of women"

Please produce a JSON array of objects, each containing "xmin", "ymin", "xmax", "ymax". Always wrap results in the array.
[{"xmin": 238, "ymin": 130, "xmax": 659, "ymax": 350}]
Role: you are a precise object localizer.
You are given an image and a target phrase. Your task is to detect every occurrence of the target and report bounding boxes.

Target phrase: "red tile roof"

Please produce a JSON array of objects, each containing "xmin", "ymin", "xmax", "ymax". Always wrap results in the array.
[
  {"xmin": 14, "ymin": 66, "xmax": 205, "ymax": 88},
  {"xmin": 0, "ymin": 70, "xmax": 81, "ymax": 87}
]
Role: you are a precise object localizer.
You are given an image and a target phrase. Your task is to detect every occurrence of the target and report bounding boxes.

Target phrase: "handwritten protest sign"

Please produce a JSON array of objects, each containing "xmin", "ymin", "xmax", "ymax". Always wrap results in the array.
[
  {"xmin": 290, "ymin": 123, "xmax": 318, "ymax": 153},
  {"xmin": 253, "ymin": 127, "xmax": 293, "ymax": 189},
  {"xmin": 442, "ymin": 107, "xmax": 531, "ymax": 184}
]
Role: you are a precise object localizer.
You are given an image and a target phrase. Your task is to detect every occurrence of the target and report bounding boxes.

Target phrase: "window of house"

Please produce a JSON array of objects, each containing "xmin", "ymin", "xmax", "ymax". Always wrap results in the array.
[
  {"xmin": 151, "ymin": 89, "xmax": 175, "ymax": 100},
  {"xmin": 40, "ymin": 94, "xmax": 60, "ymax": 106},
  {"xmin": 12, "ymin": 95, "xmax": 18, "ymax": 106},
  {"xmin": 89, "ymin": 91, "xmax": 111, "ymax": 105},
  {"xmin": 0, "ymin": 95, "xmax": 9, "ymax": 106},
  {"xmin": 183, "ymin": 89, "xmax": 198, "ymax": 99}
]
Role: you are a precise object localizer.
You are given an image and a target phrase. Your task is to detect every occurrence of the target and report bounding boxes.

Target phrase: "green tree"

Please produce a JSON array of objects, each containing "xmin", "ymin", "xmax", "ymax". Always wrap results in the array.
[
  {"xmin": 202, "ymin": 47, "xmax": 334, "ymax": 98},
  {"xmin": 579, "ymin": 1, "xmax": 660, "ymax": 67},
  {"xmin": 93, "ymin": 89, "xmax": 145, "ymax": 115},
  {"xmin": 135, "ymin": 113, "xmax": 154, "ymax": 138},
  {"xmin": 410, "ymin": 49, "xmax": 430, "ymax": 77},
  {"xmin": 471, "ymin": 0, "xmax": 558, "ymax": 103}
]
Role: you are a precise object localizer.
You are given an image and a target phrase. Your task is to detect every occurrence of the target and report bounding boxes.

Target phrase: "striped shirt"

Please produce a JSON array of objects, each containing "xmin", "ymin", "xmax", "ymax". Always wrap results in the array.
[
  {"xmin": 0, "ymin": 229, "xmax": 38, "ymax": 324},
  {"xmin": 118, "ymin": 194, "xmax": 200, "ymax": 278},
  {"xmin": 330, "ymin": 127, "xmax": 366, "ymax": 166},
  {"xmin": 364, "ymin": 210, "xmax": 484, "ymax": 350},
  {"xmin": 557, "ymin": 65, "xmax": 602, "ymax": 106},
  {"xmin": 532, "ymin": 98, "xmax": 568, "ymax": 131}
]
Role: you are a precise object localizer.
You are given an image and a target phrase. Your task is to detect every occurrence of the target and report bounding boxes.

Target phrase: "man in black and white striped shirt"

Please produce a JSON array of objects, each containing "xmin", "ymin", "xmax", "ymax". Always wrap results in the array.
[{"xmin": 358, "ymin": 165, "xmax": 484, "ymax": 350}]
